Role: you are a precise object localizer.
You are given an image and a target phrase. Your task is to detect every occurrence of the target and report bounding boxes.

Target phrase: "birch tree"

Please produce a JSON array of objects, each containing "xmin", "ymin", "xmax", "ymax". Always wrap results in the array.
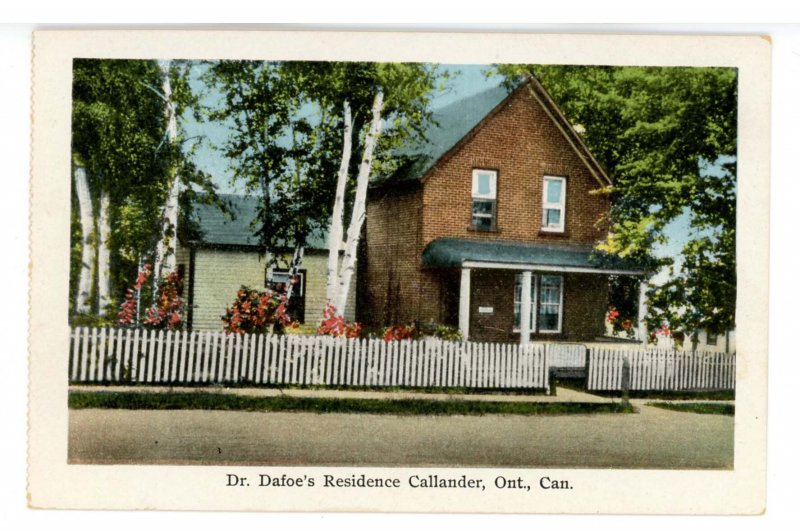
[
  {"xmin": 329, "ymin": 92, "xmax": 384, "ymax": 316},
  {"xmin": 71, "ymin": 59, "xmax": 175, "ymax": 321},
  {"xmin": 72, "ymin": 163, "xmax": 95, "ymax": 314},
  {"xmin": 152, "ymin": 59, "xmax": 181, "ymax": 288}
]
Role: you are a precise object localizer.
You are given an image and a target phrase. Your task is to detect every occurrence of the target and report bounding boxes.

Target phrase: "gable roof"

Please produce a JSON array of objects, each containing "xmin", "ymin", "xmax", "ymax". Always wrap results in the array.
[
  {"xmin": 375, "ymin": 77, "xmax": 612, "ymax": 188},
  {"xmin": 189, "ymin": 194, "xmax": 329, "ymax": 250}
]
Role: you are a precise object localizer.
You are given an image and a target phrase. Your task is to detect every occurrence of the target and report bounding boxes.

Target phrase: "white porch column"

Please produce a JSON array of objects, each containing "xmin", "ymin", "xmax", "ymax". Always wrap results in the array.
[
  {"xmin": 519, "ymin": 271, "xmax": 532, "ymax": 345},
  {"xmin": 637, "ymin": 280, "xmax": 648, "ymax": 343},
  {"xmin": 459, "ymin": 267, "xmax": 471, "ymax": 340}
]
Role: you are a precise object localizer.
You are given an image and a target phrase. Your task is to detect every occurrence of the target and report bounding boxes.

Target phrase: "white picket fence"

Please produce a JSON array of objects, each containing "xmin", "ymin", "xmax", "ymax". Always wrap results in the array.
[
  {"xmin": 68, "ymin": 327, "xmax": 550, "ymax": 390},
  {"xmin": 586, "ymin": 348, "xmax": 736, "ymax": 391},
  {"xmin": 545, "ymin": 343, "xmax": 586, "ymax": 368}
]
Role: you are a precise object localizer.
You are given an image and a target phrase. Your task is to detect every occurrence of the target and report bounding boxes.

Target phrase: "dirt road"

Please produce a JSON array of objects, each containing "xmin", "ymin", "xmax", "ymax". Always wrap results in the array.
[{"xmin": 68, "ymin": 403, "xmax": 733, "ymax": 469}]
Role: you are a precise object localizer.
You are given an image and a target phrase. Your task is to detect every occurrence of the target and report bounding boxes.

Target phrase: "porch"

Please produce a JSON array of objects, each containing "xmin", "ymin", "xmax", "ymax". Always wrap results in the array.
[{"xmin": 421, "ymin": 238, "xmax": 645, "ymax": 344}]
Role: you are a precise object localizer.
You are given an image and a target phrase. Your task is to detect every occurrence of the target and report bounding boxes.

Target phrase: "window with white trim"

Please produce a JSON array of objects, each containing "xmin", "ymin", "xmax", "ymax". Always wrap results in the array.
[
  {"xmin": 513, "ymin": 274, "xmax": 563, "ymax": 334},
  {"xmin": 538, "ymin": 275, "xmax": 563, "ymax": 333},
  {"xmin": 513, "ymin": 274, "xmax": 537, "ymax": 331},
  {"xmin": 542, "ymin": 176, "xmax": 566, "ymax": 232},
  {"xmin": 471, "ymin": 169, "xmax": 497, "ymax": 231},
  {"xmin": 266, "ymin": 269, "xmax": 306, "ymax": 323}
]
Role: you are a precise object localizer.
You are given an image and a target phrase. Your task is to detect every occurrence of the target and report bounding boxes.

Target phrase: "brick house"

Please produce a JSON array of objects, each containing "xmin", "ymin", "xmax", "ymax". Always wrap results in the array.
[
  {"xmin": 177, "ymin": 194, "xmax": 355, "ymax": 331},
  {"xmin": 358, "ymin": 78, "xmax": 642, "ymax": 343}
]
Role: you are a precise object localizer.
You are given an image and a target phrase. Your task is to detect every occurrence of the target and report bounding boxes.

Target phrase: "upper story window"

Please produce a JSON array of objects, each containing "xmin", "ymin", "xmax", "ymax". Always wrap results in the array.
[
  {"xmin": 471, "ymin": 169, "xmax": 497, "ymax": 231},
  {"xmin": 541, "ymin": 176, "xmax": 566, "ymax": 232}
]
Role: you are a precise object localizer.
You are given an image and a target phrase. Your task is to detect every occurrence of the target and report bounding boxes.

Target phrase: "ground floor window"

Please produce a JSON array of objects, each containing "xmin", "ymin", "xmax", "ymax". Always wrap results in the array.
[{"xmin": 514, "ymin": 273, "xmax": 563, "ymax": 334}]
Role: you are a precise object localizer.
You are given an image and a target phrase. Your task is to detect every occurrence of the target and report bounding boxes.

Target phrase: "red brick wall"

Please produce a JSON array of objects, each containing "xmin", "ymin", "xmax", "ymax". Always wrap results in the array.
[
  {"xmin": 468, "ymin": 270, "xmax": 608, "ymax": 343},
  {"xmin": 358, "ymin": 184, "xmax": 428, "ymax": 325},
  {"xmin": 361, "ymin": 86, "xmax": 612, "ymax": 333},
  {"xmin": 421, "ymin": 87, "xmax": 610, "ymax": 249}
]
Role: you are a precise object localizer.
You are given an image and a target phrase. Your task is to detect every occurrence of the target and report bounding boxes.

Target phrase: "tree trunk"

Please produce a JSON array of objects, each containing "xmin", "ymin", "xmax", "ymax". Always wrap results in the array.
[
  {"xmin": 153, "ymin": 60, "xmax": 180, "ymax": 293},
  {"xmin": 97, "ymin": 188, "xmax": 112, "ymax": 314},
  {"xmin": 73, "ymin": 164, "xmax": 95, "ymax": 314},
  {"xmin": 335, "ymin": 92, "xmax": 384, "ymax": 316},
  {"xmin": 325, "ymin": 101, "xmax": 353, "ymax": 307}
]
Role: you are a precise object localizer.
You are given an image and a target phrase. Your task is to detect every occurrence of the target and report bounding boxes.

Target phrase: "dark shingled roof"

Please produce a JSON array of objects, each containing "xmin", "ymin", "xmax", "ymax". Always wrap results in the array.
[
  {"xmin": 190, "ymin": 194, "xmax": 329, "ymax": 250},
  {"xmin": 375, "ymin": 85, "xmax": 511, "ymax": 185},
  {"xmin": 421, "ymin": 238, "xmax": 643, "ymax": 273}
]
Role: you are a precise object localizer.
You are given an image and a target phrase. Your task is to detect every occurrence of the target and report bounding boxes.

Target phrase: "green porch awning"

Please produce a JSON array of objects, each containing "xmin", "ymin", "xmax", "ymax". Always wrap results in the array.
[{"xmin": 421, "ymin": 237, "xmax": 643, "ymax": 275}]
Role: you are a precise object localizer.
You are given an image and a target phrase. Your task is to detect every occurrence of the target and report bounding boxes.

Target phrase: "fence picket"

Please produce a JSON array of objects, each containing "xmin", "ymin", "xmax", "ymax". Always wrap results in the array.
[{"xmin": 66, "ymin": 327, "xmax": 733, "ymax": 393}]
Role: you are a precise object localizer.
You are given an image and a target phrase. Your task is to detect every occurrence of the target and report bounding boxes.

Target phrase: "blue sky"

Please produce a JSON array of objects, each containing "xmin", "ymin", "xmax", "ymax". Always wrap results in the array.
[{"xmin": 183, "ymin": 64, "xmax": 504, "ymax": 194}]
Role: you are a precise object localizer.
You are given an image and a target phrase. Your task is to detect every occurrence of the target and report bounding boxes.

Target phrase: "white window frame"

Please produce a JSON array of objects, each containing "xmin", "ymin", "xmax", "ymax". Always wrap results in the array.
[
  {"xmin": 541, "ymin": 175, "xmax": 566, "ymax": 233},
  {"xmin": 471, "ymin": 169, "xmax": 497, "ymax": 231},
  {"xmin": 513, "ymin": 273, "xmax": 538, "ymax": 333},
  {"xmin": 537, "ymin": 275, "xmax": 564, "ymax": 334},
  {"xmin": 267, "ymin": 269, "xmax": 305, "ymax": 295}
]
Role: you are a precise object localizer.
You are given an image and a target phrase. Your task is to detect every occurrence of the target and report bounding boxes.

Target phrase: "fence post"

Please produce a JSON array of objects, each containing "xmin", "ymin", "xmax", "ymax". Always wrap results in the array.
[{"xmin": 621, "ymin": 356, "xmax": 631, "ymax": 405}]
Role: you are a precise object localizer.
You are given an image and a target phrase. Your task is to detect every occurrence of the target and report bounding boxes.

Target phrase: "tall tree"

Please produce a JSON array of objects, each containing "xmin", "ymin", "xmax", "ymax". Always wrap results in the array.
[
  {"xmin": 206, "ymin": 61, "xmax": 443, "ymax": 318},
  {"xmin": 494, "ymin": 65, "xmax": 737, "ymax": 334},
  {"xmin": 71, "ymin": 59, "xmax": 170, "ymax": 319},
  {"xmin": 283, "ymin": 62, "xmax": 444, "ymax": 318},
  {"xmin": 70, "ymin": 59, "xmax": 215, "ymax": 322}
]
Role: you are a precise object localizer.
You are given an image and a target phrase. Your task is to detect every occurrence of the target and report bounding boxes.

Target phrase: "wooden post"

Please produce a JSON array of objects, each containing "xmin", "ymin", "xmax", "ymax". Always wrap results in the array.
[
  {"xmin": 459, "ymin": 267, "xmax": 471, "ymax": 341},
  {"xmin": 520, "ymin": 271, "xmax": 532, "ymax": 346},
  {"xmin": 637, "ymin": 280, "xmax": 648, "ymax": 343},
  {"xmin": 621, "ymin": 355, "xmax": 631, "ymax": 405}
]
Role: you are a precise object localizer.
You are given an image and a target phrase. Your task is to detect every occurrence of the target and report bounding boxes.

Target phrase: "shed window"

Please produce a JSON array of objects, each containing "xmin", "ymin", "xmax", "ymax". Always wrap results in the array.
[{"xmin": 267, "ymin": 269, "xmax": 306, "ymax": 323}]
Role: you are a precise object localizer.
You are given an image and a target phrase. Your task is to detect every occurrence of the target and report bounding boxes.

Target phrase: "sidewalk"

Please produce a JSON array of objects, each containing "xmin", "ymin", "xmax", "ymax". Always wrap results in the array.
[{"xmin": 69, "ymin": 383, "xmax": 615, "ymax": 404}]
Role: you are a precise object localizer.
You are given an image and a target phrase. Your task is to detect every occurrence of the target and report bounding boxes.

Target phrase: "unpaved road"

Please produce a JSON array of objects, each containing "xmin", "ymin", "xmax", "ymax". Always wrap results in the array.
[{"xmin": 69, "ymin": 403, "xmax": 733, "ymax": 469}]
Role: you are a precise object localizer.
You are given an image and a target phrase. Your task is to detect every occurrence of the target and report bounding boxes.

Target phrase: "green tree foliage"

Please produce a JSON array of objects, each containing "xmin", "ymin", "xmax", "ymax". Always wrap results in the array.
[
  {"xmin": 203, "ymin": 61, "xmax": 443, "ymax": 268},
  {"xmin": 70, "ymin": 59, "xmax": 215, "ymax": 322},
  {"xmin": 494, "ymin": 65, "xmax": 737, "ymax": 333}
]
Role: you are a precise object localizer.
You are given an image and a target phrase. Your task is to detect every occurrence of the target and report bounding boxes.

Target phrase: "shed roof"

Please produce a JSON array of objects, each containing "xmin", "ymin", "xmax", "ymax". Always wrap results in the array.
[
  {"xmin": 421, "ymin": 238, "xmax": 643, "ymax": 274},
  {"xmin": 190, "ymin": 194, "xmax": 329, "ymax": 250}
]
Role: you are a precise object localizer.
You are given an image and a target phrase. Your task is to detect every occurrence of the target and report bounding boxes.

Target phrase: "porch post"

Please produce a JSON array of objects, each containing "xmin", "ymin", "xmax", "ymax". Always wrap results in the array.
[
  {"xmin": 520, "ymin": 270, "xmax": 532, "ymax": 345},
  {"xmin": 637, "ymin": 279, "xmax": 648, "ymax": 343},
  {"xmin": 459, "ymin": 267, "xmax": 471, "ymax": 340}
]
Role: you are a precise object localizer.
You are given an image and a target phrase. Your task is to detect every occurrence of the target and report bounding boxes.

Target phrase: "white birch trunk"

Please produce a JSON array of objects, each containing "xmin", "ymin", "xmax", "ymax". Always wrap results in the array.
[
  {"xmin": 153, "ymin": 60, "xmax": 180, "ymax": 292},
  {"xmin": 73, "ymin": 164, "xmax": 95, "ymax": 314},
  {"xmin": 325, "ymin": 101, "xmax": 353, "ymax": 307},
  {"xmin": 97, "ymin": 189, "xmax": 112, "ymax": 314},
  {"xmin": 335, "ymin": 92, "xmax": 384, "ymax": 316}
]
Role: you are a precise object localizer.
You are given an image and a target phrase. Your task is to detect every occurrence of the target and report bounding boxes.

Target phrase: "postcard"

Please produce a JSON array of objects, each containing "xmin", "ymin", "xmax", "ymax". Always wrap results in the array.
[{"xmin": 28, "ymin": 29, "xmax": 769, "ymax": 513}]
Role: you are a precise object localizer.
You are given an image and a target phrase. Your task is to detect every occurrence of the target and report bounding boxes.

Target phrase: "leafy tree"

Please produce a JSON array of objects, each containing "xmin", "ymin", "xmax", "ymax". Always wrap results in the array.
[
  {"xmin": 493, "ymin": 65, "xmax": 737, "ymax": 334},
  {"xmin": 70, "ymin": 59, "xmax": 216, "ymax": 323},
  {"xmin": 204, "ymin": 61, "xmax": 444, "ymax": 317}
]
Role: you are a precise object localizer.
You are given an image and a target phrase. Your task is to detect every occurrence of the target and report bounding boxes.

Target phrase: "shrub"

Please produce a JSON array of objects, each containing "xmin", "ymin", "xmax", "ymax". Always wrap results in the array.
[
  {"xmin": 606, "ymin": 306, "xmax": 635, "ymax": 338},
  {"xmin": 316, "ymin": 303, "xmax": 362, "ymax": 338},
  {"xmin": 382, "ymin": 323, "xmax": 420, "ymax": 341},
  {"xmin": 430, "ymin": 324, "xmax": 463, "ymax": 342},
  {"xmin": 222, "ymin": 286, "xmax": 295, "ymax": 335},
  {"xmin": 118, "ymin": 264, "xmax": 186, "ymax": 330}
]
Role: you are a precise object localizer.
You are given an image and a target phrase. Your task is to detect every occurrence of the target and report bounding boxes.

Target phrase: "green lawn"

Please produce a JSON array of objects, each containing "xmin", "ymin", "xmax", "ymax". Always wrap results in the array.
[
  {"xmin": 69, "ymin": 391, "xmax": 635, "ymax": 416},
  {"xmin": 646, "ymin": 402, "xmax": 734, "ymax": 416}
]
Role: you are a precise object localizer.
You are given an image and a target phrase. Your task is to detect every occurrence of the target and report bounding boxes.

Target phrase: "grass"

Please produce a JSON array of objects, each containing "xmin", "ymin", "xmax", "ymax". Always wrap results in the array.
[
  {"xmin": 552, "ymin": 378, "xmax": 735, "ymax": 401},
  {"xmin": 646, "ymin": 402, "xmax": 735, "ymax": 416},
  {"xmin": 72, "ymin": 381, "xmax": 549, "ymax": 396},
  {"xmin": 69, "ymin": 391, "xmax": 635, "ymax": 416}
]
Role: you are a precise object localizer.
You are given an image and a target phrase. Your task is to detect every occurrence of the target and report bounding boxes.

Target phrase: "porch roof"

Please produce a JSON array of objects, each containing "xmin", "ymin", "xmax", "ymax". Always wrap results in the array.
[{"xmin": 421, "ymin": 237, "xmax": 644, "ymax": 275}]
